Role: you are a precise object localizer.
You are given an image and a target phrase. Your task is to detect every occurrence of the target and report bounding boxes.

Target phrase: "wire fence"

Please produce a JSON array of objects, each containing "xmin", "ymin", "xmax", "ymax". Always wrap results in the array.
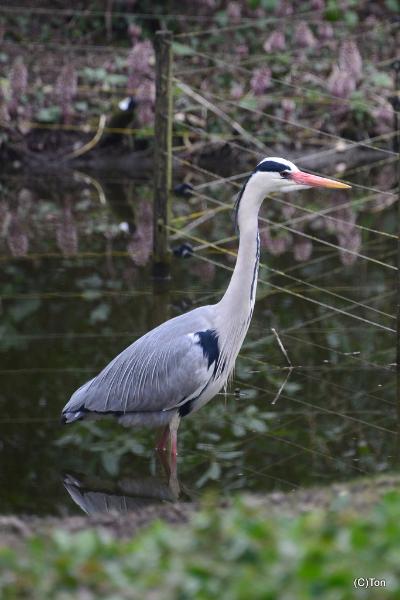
[
  {"xmin": 0, "ymin": 15, "xmax": 397, "ymax": 349},
  {"xmin": 158, "ymin": 20, "xmax": 399, "ymax": 415},
  {"xmin": 0, "ymin": 9, "xmax": 399, "ymax": 487}
]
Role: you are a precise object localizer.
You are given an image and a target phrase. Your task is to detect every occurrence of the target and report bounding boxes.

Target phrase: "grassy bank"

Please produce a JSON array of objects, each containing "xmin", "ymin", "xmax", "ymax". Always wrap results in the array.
[{"xmin": 1, "ymin": 482, "xmax": 400, "ymax": 599}]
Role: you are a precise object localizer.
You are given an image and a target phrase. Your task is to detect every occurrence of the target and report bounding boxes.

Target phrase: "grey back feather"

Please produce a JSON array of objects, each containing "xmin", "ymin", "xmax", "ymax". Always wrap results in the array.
[{"xmin": 63, "ymin": 306, "xmax": 216, "ymax": 416}]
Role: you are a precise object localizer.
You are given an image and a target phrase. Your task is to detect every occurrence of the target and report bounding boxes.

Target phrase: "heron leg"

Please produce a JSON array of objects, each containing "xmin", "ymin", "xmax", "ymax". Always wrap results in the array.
[
  {"xmin": 169, "ymin": 412, "xmax": 180, "ymax": 462},
  {"xmin": 155, "ymin": 440, "xmax": 180, "ymax": 501},
  {"xmin": 155, "ymin": 425, "xmax": 170, "ymax": 452}
]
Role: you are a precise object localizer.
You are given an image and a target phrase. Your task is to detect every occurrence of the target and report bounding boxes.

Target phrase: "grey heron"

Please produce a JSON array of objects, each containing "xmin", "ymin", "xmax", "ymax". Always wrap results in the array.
[{"xmin": 61, "ymin": 157, "xmax": 350, "ymax": 458}]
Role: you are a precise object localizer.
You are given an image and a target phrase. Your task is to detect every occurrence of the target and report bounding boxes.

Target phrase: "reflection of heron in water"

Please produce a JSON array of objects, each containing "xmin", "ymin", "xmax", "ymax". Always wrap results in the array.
[
  {"xmin": 64, "ymin": 453, "xmax": 182, "ymax": 515},
  {"xmin": 62, "ymin": 157, "xmax": 350, "ymax": 461}
]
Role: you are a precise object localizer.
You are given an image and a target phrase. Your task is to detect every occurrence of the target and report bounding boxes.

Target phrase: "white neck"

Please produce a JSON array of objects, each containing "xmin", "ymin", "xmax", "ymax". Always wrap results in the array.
[{"xmin": 215, "ymin": 174, "xmax": 267, "ymax": 377}]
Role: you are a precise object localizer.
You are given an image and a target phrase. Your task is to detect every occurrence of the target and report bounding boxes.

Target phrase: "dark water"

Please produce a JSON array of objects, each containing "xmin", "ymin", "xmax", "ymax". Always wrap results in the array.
[{"xmin": 0, "ymin": 161, "xmax": 398, "ymax": 515}]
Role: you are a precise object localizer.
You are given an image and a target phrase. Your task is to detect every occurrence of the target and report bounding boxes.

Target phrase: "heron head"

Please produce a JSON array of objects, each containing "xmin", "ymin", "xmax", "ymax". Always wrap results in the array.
[
  {"xmin": 253, "ymin": 157, "xmax": 351, "ymax": 193},
  {"xmin": 234, "ymin": 156, "xmax": 351, "ymax": 231}
]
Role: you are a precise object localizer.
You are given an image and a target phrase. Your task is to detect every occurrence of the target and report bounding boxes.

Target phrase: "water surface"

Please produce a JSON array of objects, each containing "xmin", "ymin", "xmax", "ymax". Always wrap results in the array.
[{"xmin": 0, "ymin": 162, "xmax": 398, "ymax": 515}]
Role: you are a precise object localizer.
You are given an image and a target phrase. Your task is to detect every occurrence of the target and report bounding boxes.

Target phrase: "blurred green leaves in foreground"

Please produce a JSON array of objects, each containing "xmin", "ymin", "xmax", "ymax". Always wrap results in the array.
[{"xmin": 1, "ymin": 491, "xmax": 400, "ymax": 599}]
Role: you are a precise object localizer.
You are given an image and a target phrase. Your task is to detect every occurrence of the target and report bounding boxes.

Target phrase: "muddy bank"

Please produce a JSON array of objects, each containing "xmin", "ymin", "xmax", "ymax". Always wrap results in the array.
[
  {"xmin": 1, "ymin": 473, "xmax": 399, "ymax": 547},
  {"xmin": 2, "ymin": 131, "xmax": 387, "ymax": 183}
]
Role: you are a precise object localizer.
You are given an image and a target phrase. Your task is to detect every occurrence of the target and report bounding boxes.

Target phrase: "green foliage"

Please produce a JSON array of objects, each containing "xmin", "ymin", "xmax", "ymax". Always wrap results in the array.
[
  {"xmin": 248, "ymin": 0, "xmax": 278, "ymax": 9},
  {"xmin": 56, "ymin": 420, "xmax": 147, "ymax": 476},
  {"xmin": 324, "ymin": 0, "xmax": 358, "ymax": 22},
  {"xmin": 172, "ymin": 42, "xmax": 196, "ymax": 56},
  {"xmin": 74, "ymin": 101, "xmax": 89, "ymax": 113},
  {"xmin": 1, "ymin": 492, "xmax": 400, "ymax": 599},
  {"xmin": 8, "ymin": 298, "xmax": 40, "ymax": 323},
  {"xmin": 55, "ymin": 399, "xmax": 280, "ymax": 480},
  {"xmin": 81, "ymin": 67, "xmax": 108, "ymax": 83},
  {"xmin": 36, "ymin": 106, "xmax": 62, "ymax": 123},
  {"xmin": 89, "ymin": 302, "xmax": 111, "ymax": 324},
  {"xmin": 80, "ymin": 68, "xmax": 127, "ymax": 87},
  {"xmin": 368, "ymin": 70, "xmax": 393, "ymax": 89},
  {"xmin": 385, "ymin": 0, "xmax": 399, "ymax": 11}
]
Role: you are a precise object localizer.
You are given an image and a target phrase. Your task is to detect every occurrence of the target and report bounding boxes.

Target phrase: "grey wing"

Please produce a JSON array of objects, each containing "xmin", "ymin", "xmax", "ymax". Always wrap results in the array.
[{"xmin": 62, "ymin": 306, "xmax": 217, "ymax": 418}]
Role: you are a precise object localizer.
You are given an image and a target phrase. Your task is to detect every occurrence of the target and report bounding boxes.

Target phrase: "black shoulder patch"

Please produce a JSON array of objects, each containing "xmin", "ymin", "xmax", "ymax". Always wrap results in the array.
[
  {"xmin": 255, "ymin": 160, "xmax": 289, "ymax": 173},
  {"xmin": 195, "ymin": 329, "xmax": 219, "ymax": 370},
  {"xmin": 179, "ymin": 398, "xmax": 194, "ymax": 417}
]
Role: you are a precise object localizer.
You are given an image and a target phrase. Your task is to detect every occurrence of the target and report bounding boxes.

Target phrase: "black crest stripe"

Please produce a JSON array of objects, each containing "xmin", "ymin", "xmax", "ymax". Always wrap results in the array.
[
  {"xmin": 255, "ymin": 160, "xmax": 289, "ymax": 173},
  {"xmin": 234, "ymin": 175, "xmax": 250, "ymax": 233}
]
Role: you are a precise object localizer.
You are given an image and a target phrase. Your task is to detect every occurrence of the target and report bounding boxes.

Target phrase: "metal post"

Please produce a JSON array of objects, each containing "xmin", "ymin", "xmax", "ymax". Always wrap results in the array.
[{"xmin": 153, "ymin": 30, "xmax": 173, "ymax": 278}]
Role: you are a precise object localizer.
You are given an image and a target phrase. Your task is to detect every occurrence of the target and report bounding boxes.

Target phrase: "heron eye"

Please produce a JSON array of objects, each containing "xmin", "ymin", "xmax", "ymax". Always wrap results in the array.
[{"xmin": 280, "ymin": 170, "xmax": 290, "ymax": 178}]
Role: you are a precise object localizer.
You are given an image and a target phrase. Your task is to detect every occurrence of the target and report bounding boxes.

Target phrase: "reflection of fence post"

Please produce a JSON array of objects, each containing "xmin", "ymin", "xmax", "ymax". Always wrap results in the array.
[{"xmin": 153, "ymin": 30, "xmax": 173, "ymax": 278}]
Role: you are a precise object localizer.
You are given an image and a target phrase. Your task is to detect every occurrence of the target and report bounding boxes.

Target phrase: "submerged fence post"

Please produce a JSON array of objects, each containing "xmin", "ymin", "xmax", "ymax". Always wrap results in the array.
[{"xmin": 153, "ymin": 30, "xmax": 173, "ymax": 278}]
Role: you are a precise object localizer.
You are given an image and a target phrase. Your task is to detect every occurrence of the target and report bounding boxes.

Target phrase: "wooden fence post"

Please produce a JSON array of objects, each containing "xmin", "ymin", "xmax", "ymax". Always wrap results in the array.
[{"xmin": 153, "ymin": 30, "xmax": 173, "ymax": 278}]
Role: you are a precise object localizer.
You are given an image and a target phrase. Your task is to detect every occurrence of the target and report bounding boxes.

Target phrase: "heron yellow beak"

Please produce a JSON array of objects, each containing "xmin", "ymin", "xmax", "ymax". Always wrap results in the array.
[{"xmin": 290, "ymin": 171, "xmax": 351, "ymax": 189}]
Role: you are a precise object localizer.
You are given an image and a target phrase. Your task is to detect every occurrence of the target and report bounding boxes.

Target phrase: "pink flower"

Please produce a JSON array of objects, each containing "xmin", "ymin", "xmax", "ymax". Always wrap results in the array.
[
  {"xmin": 200, "ymin": 79, "xmax": 210, "ymax": 93},
  {"xmin": 136, "ymin": 79, "xmax": 155, "ymax": 124},
  {"xmin": 311, "ymin": 0, "xmax": 325, "ymax": 9},
  {"xmin": 10, "ymin": 57, "xmax": 27, "ymax": 96},
  {"xmin": 331, "ymin": 206, "xmax": 355, "ymax": 236},
  {"xmin": 318, "ymin": 23, "xmax": 334, "ymax": 42},
  {"xmin": 0, "ymin": 82, "xmax": 10, "ymax": 122},
  {"xmin": 127, "ymin": 200, "xmax": 153, "ymax": 266},
  {"xmin": 281, "ymin": 98, "xmax": 295, "ymax": 120},
  {"xmin": 0, "ymin": 201, "xmax": 8, "ymax": 229},
  {"xmin": 18, "ymin": 188, "xmax": 33, "ymax": 210},
  {"xmin": 250, "ymin": 67, "xmax": 271, "ymax": 95},
  {"xmin": 327, "ymin": 65, "xmax": 355, "ymax": 99},
  {"xmin": 294, "ymin": 22, "xmax": 316, "ymax": 49},
  {"xmin": 376, "ymin": 163, "xmax": 396, "ymax": 192},
  {"xmin": 56, "ymin": 197, "xmax": 78, "ymax": 256},
  {"xmin": 260, "ymin": 226, "xmax": 292, "ymax": 256},
  {"xmin": 275, "ymin": 1, "xmax": 293, "ymax": 16},
  {"xmin": 136, "ymin": 79, "xmax": 155, "ymax": 103},
  {"xmin": 8, "ymin": 57, "xmax": 28, "ymax": 117},
  {"xmin": 338, "ymin": 229, "xmax": 361, "ymax": 266},
  {"xmin": 281, "ymin": 204, "xmax": 296, "ymax": 219},
  {"xmin": 195, "ymin": 0, "xmax": 216, "ymax": 7},
  {"xmin": 127, "ymin": 36, "xmax": 155, "ymax": 124},
  {"xmin": 235, "ymin": 44, "xmax": 249, "ymax": 58},
  {"xmin": 227, "ymin": 1, "xmax": 241, "ymax": 23},
  {"xmin": 230, "ymin": 82, "xmax": 244, "ymax": 100},
  {"xmin": 128, "ymin": 24, "xmax": 142, "ymax": 44},
  {"xmin": 56, "ymin": 65, "xmax": 78, "ymax": 124},
  {"xmin": 192, "ymin": 260, "xmax": 216, "ymax": 282},
  {"xmin": 366, "ymin": 165, "xmax": 397, "ymax": 212},
  {"xmin": 339, "ymin": 40, "xmax": 362, "ymax": 81},
  {"xmin": 372, "ymin": 101, "xmax": 393, "ymax": 135},
  {"xmin": 137, "ymin": 102, "xmax": 154, "ymax": 125},
  {"xmin": 127, "ymin": 40, "xmax": 154, "ymax": 93},
  {"xmin": 253, "ymin": 8, "xmax": 265, "ymax": 18},
  {"xmin": 293, "ymin": 237, "xmax": 313, "ymax": 262},
  {"xmin": 263, "ymin": 31, "xmax": 286, "ymax": 53},
  {"xmin": 7, "ymin": 212, "xmax": 29, "ymax": 257}
]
